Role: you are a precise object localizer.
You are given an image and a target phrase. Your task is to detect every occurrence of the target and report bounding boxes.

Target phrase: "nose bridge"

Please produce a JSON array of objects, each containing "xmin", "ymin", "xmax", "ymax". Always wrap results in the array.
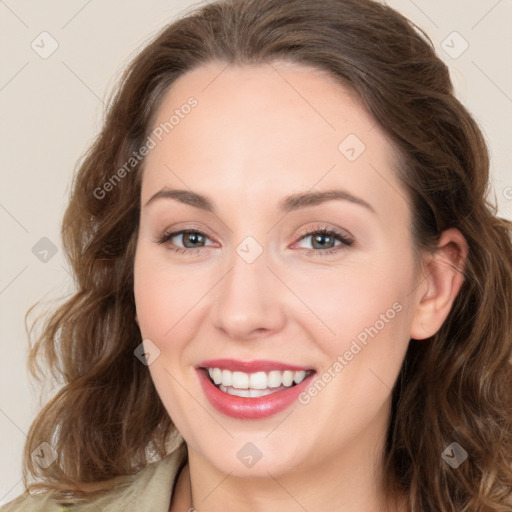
[{"xmin": 210, "ymin": 236, "xmax": 285, "ymax": 339}]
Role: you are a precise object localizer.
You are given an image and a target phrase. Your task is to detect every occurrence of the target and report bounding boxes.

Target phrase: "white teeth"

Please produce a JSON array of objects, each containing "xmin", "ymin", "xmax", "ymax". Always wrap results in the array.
[
  {"xmin": 206, "ymin": 367, "xmax": 312, "ymax": 394},
  {"xmin": 212, "ymin": 367, "xmax": 222, "ymax": 385},
  {"xmin": 232, "ymin": 371, "xmax": 249, "ymax": 389},
  {"xmin": 219, "ymin": 384, "xmax": 282, "ymax": 398},
  {"xmin": 249, "ymin": 388, "xmax": 275, "ymax": 398},
  {"xmin": 224, "ymin": 385, "xmax": 251, "ymax": 398},
  {"xmin": 249, "ymin": 371, "xmax": 267, "ymax": 389},
  {"xmin": 282, "ymin": 370, "xmax": 294, "ymax": 387},
  {"xmin": 294, "ymin": 370, "xmax": 306, "ymax": 384},
  {"xmin": 221, "ymin": 369, "xmax": 232, "ymax": 387},
  {"xmin": 267, "ymin": 370, "xmax": 282, "ymax": 388}
]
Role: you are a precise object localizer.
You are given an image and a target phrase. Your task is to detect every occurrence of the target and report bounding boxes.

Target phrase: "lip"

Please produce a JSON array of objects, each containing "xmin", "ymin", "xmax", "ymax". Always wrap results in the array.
[
  {"xmin": 196, "ymin": 361, "xmax": 316, "ymax": 420},
  {"xmin": 199, "ymin": 358, "xmax": 312, "ymax": 372}
]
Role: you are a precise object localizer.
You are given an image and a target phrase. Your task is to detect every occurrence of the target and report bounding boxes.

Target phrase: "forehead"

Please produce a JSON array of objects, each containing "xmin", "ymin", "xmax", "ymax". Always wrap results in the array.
[{"xmin": 141, "ymin": 60, "xmax": 407, "ymax": 219}]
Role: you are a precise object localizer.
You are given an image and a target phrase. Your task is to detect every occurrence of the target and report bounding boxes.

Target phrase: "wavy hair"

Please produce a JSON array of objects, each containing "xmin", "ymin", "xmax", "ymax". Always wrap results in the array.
[{"xmin": 17, "ymin": 0, "xmax": 512, "ymax": 510}]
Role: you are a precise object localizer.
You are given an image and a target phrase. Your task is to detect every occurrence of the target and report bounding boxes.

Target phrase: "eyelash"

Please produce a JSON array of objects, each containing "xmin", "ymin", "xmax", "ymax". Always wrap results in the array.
[{"xmin": 155, "ymin": 225, "xmax": 354, "ymax": 257}]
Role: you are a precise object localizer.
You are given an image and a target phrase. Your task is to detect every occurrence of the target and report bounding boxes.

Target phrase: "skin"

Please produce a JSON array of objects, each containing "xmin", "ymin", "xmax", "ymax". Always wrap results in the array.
[{"xmin": 133, "ymin": 60, "xmax": 468, "ymax": 512}]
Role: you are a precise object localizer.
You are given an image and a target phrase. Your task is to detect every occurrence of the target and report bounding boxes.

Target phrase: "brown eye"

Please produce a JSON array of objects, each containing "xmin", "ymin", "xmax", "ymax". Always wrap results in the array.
[
  {"xmin": 309, "ymin": 232, "xmax": 337, "ymax": 250},
  {"xmin": 180, "ymin": 231, "xmax": 207, "ymax": 248}
]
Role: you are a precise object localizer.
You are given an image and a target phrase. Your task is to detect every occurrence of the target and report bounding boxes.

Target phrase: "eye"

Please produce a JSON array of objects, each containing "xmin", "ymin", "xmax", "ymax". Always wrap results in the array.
[
  {"xmin": 156, "ymin": 229, "xmax": 216, "ymax": 254},
  {"xmin": 293, "ymin": 226, "xmax": 354, "ymax": 256},
  {"xmin": 155, "ymin": 225, "xmax": 353, "ymax": 257}
]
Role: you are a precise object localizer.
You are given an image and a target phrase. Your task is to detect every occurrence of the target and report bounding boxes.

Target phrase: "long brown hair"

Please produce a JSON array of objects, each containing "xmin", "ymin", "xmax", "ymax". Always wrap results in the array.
[{"xmin": 20, "ymin": 0, "xmax": 512, "ymax": 510}]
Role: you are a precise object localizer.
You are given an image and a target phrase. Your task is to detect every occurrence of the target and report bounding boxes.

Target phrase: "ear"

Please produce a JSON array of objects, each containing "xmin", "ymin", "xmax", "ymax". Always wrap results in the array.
[{"xmin": 410, "ymin": 228, "xmax": 468, "ymax": 340}]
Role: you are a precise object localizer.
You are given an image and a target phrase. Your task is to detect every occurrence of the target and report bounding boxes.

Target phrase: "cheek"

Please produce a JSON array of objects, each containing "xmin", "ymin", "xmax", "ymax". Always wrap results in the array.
[
  {"xmin": 303, "ymin": 250, "xmax": 415, "ymax": 400},
  {"xmin": 133, "ymin": 246, "xmax": 188, "ymax": 342},
  {"xmin": 290, "ymin": 256, "xmax": 414, "ymax": 352},
  {"xmin": 288, "ymin": 248, "xmax": 416, "ymax": 421},
  {"xmin": 133, "ymin": 245, "xmax": 218, "ymax": 376},
  {"xmin": 133, "ymin": 246, "xmax": 213, "ymax": 442}
]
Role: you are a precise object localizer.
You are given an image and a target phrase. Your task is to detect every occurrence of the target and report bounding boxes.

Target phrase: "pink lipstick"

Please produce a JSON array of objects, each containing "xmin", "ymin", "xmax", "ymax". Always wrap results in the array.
[{"xmin": 197, "ymin": 359, "xmax": 315, "ymax": 419}]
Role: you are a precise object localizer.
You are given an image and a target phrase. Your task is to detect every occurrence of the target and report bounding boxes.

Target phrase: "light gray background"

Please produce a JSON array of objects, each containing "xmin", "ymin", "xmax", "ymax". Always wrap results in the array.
[{"xmin": 1, "ymin": 0, "xmax": 511, "ymax": 503}]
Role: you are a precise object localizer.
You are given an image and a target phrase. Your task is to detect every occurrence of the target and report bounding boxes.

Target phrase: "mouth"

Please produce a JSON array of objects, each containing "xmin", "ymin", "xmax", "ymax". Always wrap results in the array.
[
  {"xmin": 203, "ymin": 366, "xmax": 314, "ymax": 397},
  {"xmin": 197, "ymin": 359, "xmax": 316, "ymax": 419}
]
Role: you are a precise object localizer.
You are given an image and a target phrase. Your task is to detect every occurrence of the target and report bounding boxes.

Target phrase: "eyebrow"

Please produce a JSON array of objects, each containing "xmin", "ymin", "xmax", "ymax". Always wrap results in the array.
[{"xmin": 144, "ymin": 188, "xmax": 376, "ymax": 215}]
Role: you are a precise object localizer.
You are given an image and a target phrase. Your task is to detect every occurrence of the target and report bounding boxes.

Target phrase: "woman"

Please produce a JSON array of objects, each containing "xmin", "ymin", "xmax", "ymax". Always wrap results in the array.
[{"xmin": 4, "ymin": 0, "xmax": 512, "ymax": 510}]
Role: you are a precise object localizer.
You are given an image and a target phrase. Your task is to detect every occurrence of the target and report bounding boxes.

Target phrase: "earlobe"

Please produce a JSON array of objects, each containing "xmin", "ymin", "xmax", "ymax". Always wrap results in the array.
[{"xmin": 410, "ymin": 228, "xmax": 468, "ymax": 340}]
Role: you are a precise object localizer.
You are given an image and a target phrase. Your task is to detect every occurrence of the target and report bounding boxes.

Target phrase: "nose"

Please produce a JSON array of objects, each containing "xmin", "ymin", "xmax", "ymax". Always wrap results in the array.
[{"xmin": 210, "ymin": 243, "xmax": 287, "ymax": 341}]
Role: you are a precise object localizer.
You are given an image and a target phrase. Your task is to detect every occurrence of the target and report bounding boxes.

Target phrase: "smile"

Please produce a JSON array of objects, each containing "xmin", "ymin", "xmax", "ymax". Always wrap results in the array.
[
  {"xmin": 197, "ymin": 359, "xmax": 316, "ymax": 419},
  {"xmin": 206, "ymin": 367, "xmax": 311, "ymax": 397}
]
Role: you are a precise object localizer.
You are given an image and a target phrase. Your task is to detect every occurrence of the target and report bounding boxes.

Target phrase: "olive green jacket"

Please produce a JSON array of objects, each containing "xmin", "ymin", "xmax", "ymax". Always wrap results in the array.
[{"xmin": 1, "ymin": 443, "xmax": 187, "ymax": 512}]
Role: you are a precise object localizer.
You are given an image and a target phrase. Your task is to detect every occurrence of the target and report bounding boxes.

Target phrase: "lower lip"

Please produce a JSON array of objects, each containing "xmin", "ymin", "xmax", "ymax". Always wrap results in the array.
[{"xmin": 197, "ymin": 369, "xmax": 315, "ymax": 419}]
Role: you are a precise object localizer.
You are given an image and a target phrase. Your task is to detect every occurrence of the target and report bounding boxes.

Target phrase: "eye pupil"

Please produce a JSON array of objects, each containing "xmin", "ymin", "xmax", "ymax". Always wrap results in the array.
[
  {"xmin": 183, "ymin": 231, "xmax": 205, "ymax": 248},
  {"xmin": 312, "ymin": 233, "xmax": 334, "ymax": 249}
]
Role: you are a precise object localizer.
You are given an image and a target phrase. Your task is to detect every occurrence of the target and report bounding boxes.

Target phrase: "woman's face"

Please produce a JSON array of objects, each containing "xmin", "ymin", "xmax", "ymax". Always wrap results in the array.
[{"xmin": 134, "ymin": 60, "xmax": 423, "ymax": 480}]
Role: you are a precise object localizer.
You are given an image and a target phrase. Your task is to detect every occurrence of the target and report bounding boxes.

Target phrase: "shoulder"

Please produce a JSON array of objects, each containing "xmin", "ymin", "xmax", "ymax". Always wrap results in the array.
[
  {"xmin": 0, "ymin": 493, "xmax": 70, "ymax": 512},
  {"xmin": 1, "ymin": 442, "xmax": 188, "ymax": 512}
]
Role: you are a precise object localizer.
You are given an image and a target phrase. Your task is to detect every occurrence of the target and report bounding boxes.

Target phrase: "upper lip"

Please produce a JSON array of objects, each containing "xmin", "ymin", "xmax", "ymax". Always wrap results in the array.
[{"xmin": 198, "ymin": 359, "xmax": 314, "ymax": 373}]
